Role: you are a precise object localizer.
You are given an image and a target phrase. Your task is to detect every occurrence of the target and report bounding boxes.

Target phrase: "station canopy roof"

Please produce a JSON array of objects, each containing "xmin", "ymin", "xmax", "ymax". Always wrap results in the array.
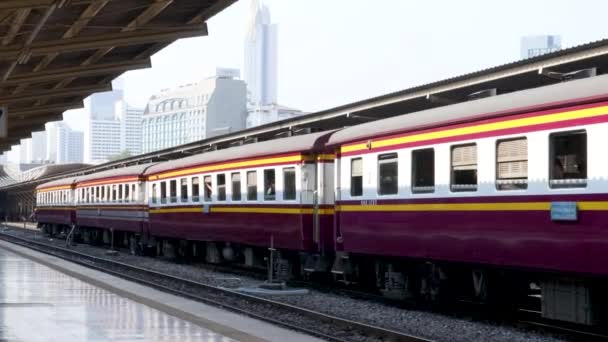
[{"xmin": 0, "ymin": 0, "xmax": 236, "ymax": 152}]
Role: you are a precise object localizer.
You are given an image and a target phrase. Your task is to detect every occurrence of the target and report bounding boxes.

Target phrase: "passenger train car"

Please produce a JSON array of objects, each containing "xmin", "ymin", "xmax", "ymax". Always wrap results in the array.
[{"xmin": 35, "ymin": 74, "xmax": 608, "ymax": 326}]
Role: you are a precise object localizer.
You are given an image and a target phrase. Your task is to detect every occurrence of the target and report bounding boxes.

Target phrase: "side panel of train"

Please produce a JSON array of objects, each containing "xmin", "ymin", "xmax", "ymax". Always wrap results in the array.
[
  {"xmin": 335, "ymin": 104, "xmax": 608, "ymax": 277},
  {"xmin": 35, "ymin": 188, "xmax": 75, "ymax": 226},
  {"xmin": 74, "ymin": 181, "xmax": 146, "ymax": 234},
  {"xmin": 147, "ymin": 156, "xmax": 335, "ymax": 254}
]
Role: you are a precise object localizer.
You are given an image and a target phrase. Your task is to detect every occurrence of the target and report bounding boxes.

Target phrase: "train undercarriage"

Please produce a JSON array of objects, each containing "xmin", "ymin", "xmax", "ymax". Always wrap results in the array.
[{"xmin": 39, "ymin": 222, "xmax": 607, "ymax": 327}]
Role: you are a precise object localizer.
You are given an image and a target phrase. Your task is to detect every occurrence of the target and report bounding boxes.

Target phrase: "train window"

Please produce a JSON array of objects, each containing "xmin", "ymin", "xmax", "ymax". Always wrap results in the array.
[
  {"xmin": 247, "ymin": 171, "xmax": 257, "ymax": 201},
  {"xmin": 217, "ymin": 174, "xmax": 226, "ymax": 201},
  {"xmin": 132, "ymin": 184, "xmax": 136, "ymax": 202},
  {"xmin": 496, "ymin": 138, "xmax": 528, "ymax": 190},
  {"xmin": 180, "ymin": 178, "xmax": 188, "ymax": 202},
  {"xmin": 283, "ymin": 167, "xmax": 296, "ymax": 200},
  {"xmin": 350, "ymin": 158, "xmax": 363, "ymax": 197},
  {"xmin": 170, "ymin": 180, "xmax": 177, "ymax": 203},
  {"xmin": 232, "ymin": 173, "xmax": 242, "ymax": 201},
  {"xmin": 378, "ymin": 153, "xmax": 398, "ymax": 195},
  {"xmin": 412, "ymin": 148, "xmax": 435, "ymax": 193},
  {"xmin": 549, "ymin": 130, "xmax": 587, "ymax": 188},
  {"xmin": 118, "ymin": 184, "xmax": 123, "ymax": 202},
  {"xmin": 264, "ymin": 169, "xmax": 276, "ymax": 201},
  {"xmin": 113, "ymin": 185, "xmax": 118, "ymax": 202},
  {"xmin": 192, "ymin": 177, "xmax": 200, "ymax": 202},
  {"xmin": 125, "ymin": 184, "xmax": 130, "ymax": 203},
  {"xmin": 451, "ymin": 143, "xmax": 477, "ymax": 192},
  {"xmin": 204, "ymin": 176, "xmax": 212, "ymax": 201},
  {"xmin": 152, "ymin": 183, "xmax": 157, "ymax": 204},
  {"xmin": 160, "ymin": 182, "xmax": 167, "ymax": 204}
]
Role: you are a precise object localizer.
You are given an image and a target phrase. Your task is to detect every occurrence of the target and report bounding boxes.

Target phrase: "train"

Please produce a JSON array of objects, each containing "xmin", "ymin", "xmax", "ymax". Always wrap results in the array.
[{"xmin": 35, "ymin": 74, "xmax": 608, "ymax": 326}]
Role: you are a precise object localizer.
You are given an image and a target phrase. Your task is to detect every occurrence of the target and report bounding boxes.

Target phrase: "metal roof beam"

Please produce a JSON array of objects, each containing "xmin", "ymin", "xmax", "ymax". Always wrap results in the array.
[
  {"xmin": 0, "ymin": 23, "xmax": 208, "ymax": 60},
  {"xmin": 9, "ymin": 113, "xmax": 65, "ymax": 129},
  {"xmin": 0, "ymin": 1, "xmax": 54, "ymax": 10},
  {"xmin": 3, "ymin": 59, "xmax": 150, "ymax": 85},
  {"xmin": 0, "ymin": 83, "xmax": 110, "ymax": 103},
  {"xmin": 8, "ymin": 101, "xmax": 83, "ymax": 119}
]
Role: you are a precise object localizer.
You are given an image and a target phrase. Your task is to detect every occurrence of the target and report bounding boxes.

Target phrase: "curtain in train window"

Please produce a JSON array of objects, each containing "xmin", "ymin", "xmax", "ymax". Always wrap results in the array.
[
  {"xmin": 232, "ymin": 173, "xmax": 241, "ymax": 201},
  {"xmin": 169, "ymin": 180, "xmax": 177, "ymax": 203},
  {"xmin": 247, "ymin": 171, "xmax": 257, "ymax": 200},
  {"xmin": 412, "ymin": 148, "xmax": 435, "ymax": 193},
  {"xmin": 264, "ymin": 169, "xmax": 276, "ymax": 201},
  {"xmin": 152, "ymin": 183, "xmax": 157, "ymax": 204},
  {"xmin": 378, "ymin": 153, "xmax": 398, "ymax": 195},
  {"xmin": 350, "ymin": 158, "xmax": 363, "ymax": 196},
  {"xmin": 549, "ymin": 130, "xmax": 587, "ymax": 188},
  {"xmin": 451, "ymin": 143, "xmax": 477, "ymax": 191},
  {"xmin": 217, "ymin": 174, "xmax": 226, "ymax": 201},
  {"xmin": 283, "ymin": 167, "xmax": 296, "ymax": 200},
  {"xmin": 192, "ymin": 177, "xmax": 200, "ymax": 202},
  {"xmin": 496, "ymin": 138, "xmax": 528, "ymax": 190},
  {"xmin": 180, "ymin": 178, "xmax": 188, "ymax": 202},
  {"xmin": 204, "ymin": 176, "xmax": 212, "ymax": 201}
]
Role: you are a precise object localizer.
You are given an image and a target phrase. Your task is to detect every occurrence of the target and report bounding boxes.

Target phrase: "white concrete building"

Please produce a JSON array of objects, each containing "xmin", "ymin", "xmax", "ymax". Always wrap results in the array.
[
  {"xmin": 521, "ymin": 35, "xmax": 561, "ymax": 59},
  {"xmin": 46, "ymin": 122, "xmax": 84, "ymax": 163},
  {"xmin": 84, "ymin": 85, "xmax": 143, "ymax": 163},
  {"xmin": 244, "ymin": 0, "xmax": 277, "ymax": 108},
  {"xmin": 142, "ymin": 70, "xmax": 247, "ymax": 153},
  {"xmin": 116, "ymin": 100, "xmax": 144, "ymax": 156},
  {"xmin": 246, "ymin": 104, "xmax": 306, "ymax": 128}
]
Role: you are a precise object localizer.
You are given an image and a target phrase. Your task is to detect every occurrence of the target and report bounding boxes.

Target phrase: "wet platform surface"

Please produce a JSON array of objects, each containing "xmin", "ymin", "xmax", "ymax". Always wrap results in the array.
[{"xmin": 0, "ymin": 247, "xmax": 234, "ymax": 342}]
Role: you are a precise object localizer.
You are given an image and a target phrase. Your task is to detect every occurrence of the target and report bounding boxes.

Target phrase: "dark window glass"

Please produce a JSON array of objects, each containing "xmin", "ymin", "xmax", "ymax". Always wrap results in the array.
[
  {"xmin": 264, "ymin": 169, "xmax": 276, "ymax": 200},
  {"xmin": 217, "ymin": 174, "xmax": 226, "ymax": 201},
  {"xmin": 118, "ymin": 184, "xmax": 123, "ymax": 202},
  {"xmin": 160, "ymin": 182, "xmax": 167, "ymax": 204},
  {"xmin": 231, "ymin": 173, "xmax": 241, "ymax": 201},
  {"xmin": 125, "ymin": 184, "xmax": 130, "ymax": 202},
  {"xmin": 247, "ymin": 171, "xmax": 257, "ymax": 200},
  {"xmin": 350, "ymin": 158, "xmax": 363, "ymax": 196},
  {"xmin": 550, "ymin": 130, "xmax": 587, "ymax": 188},
  {"xmin": 412, "ymin": 148, "xmax": 435, "ymax": 193},
  {"xmin": 378, "ymin": 153, "xmax": 398, "ymax": 195},
  {"xmin": 283, "ymin": 167, "xmax": 296, "ymax": 200},
  {"xmin": 170, "ymin": 180, "xmax": 177, "ymax": 203},
  {"xmin": 496, "ymin": 138, "xmax": 528, "ymax": 190},
  {"xmin": 180, "ymin": 178, "xmax": 188, "ymax": 202},
  {"xmin": 451, "ymin": 144, "xmax": 477, "ymax": 192},
  {"xmin": 152, "ymin": 184, "xmax": 157, "ymax": 204},
  {"xmin": 192, "ymin": 177, "xmax": 200, "ymax": 202}
]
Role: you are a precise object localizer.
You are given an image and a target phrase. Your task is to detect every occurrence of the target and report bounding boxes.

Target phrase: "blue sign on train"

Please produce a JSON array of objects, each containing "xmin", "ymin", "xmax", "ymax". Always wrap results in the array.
[{"xmin": 550, "ymin": 202, "xmax": 578, "ymax": 221}]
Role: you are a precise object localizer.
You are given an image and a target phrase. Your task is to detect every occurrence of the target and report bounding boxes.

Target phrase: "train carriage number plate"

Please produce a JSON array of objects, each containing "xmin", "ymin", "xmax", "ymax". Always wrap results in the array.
[{"xmin": 550, "ymin": 202, "xmax": 578, "ymax": 221}]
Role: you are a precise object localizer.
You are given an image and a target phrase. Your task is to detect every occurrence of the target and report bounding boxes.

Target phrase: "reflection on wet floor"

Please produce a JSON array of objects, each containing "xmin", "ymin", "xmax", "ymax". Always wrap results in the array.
[{"xmin": 0, "ymin": 248, "xmax": 237, "ymax": 342}]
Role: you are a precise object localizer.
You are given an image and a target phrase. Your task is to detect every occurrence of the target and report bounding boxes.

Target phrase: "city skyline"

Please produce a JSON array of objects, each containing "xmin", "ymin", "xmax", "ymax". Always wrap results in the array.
[{"xmin": 7, "ymin": 0, "xmax": 608, "ymax": 162}]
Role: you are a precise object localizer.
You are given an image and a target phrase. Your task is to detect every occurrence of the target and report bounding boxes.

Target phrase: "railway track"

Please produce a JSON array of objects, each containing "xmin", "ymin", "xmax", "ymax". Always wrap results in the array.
[{"xmin": 0, "ymin": 230, "xmax": 430, "ymax": 342}]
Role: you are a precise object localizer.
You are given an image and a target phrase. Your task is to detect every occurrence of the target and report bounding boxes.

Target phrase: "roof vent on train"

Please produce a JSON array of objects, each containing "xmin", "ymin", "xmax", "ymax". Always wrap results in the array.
[
  {"xmin": 540, "ymin": 67, "xmax": 597, "ymax": 82},
  {"xmin": 467, "ymin": 88, "xmax": 497, "ymax": 101}
]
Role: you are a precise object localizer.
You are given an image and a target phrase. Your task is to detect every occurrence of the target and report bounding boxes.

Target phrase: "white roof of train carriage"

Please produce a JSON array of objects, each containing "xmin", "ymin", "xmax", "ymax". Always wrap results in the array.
[
  {"xmin": 74, "ymin": 163, "xmax": 157, "ymax": 184},
  {"xmin": 327, "ymin": 73, "xmax": 608, "ymax": 146},
  {"xmin": 37, "ymin": 163, "xmax": 157, "ymax": 190},
  {"xmin": 145, "ymin": 131, "xmax": 335, "ymax": 176},
  {"xmin": 36, "ymin": 177, "xmax": 79, "ymax": 190}
]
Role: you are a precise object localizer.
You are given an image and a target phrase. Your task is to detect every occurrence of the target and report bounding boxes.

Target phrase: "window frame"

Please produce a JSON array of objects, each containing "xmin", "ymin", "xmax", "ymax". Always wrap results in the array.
[
  {"xmin": 450, "ymin": 143, "xmax": 478, "ymax": 192},
  {"xmin": 283, "ymin": 167, "xmax": 297, "ymax": 201},
  {"xmin": 217, "ymin": 174, "xmax": 226, "ymax": 201},
  {"xmin": 377, "ymin": 152, "xmax": 399, "ymax": 196},
  {"xmin": 350, "ymin": 157, "xmax": 363, "ymax": 197},
  {"xmin": 411, "ymin": 148, "xmax": 435, "ymax": 194},
  {"xmin": 180, "ymin": 178, "xmax": 188, "ymax": 203},
  {"xmin": 191, "ymin": 177, "xmax": 200, "ymax": 202},
  {"xmin": 231, "ymin": 172, "xmax": 242, "ymax": 201},
  {"xmin": 496, "ymin": 137, "xmax": 528, "ymax": 191},
  {"xmin": 247, "ymin": 171, "xmax": 258, "ymax": 201},
  {"xmin": 549, "ymin": 129, "xmax": 587, "ymax": 189},
  {"xmin": 263, "ymin": 169, "xmax": 276, "ymax": 201}
]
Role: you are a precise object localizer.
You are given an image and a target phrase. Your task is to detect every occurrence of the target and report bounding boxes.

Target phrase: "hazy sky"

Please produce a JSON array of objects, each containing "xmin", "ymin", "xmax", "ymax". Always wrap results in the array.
[{"xmin": 18, "ymin": 0, "xmax": 608, "ymax": 153}]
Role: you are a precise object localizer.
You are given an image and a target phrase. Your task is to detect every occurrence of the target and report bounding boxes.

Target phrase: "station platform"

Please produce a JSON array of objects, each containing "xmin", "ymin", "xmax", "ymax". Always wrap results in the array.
[{"xmin": 0, "ymin": 240, "xmax": 322, "ymax": 342}]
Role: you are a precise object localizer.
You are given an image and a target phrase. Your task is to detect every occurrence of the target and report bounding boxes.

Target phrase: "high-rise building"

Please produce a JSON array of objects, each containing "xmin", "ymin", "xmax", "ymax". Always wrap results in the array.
[
  {"xmin": 116, "ymin": 100, "xmax": 144, "ymax": 156},
  {"xmin": 83, "ymin": 83, "xmax": 142, "ymax": 163},
  {"xmin": 142, "ymin": 70, "xmax": 247, "ymax": 153},
  {"xmin": 244, "ymin": 0, "xmax": 277, "ymax": 108},
  {"xmin": 521, "ymin": 35, "xmax": 561, "ymax": 59},
  {"xmin": 30, "ymin": 131, "xmax": 46, "ymax": 162},
  {"xmin": 46, "ymin": 122, "xmax": 84, "ymax": 163}
]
